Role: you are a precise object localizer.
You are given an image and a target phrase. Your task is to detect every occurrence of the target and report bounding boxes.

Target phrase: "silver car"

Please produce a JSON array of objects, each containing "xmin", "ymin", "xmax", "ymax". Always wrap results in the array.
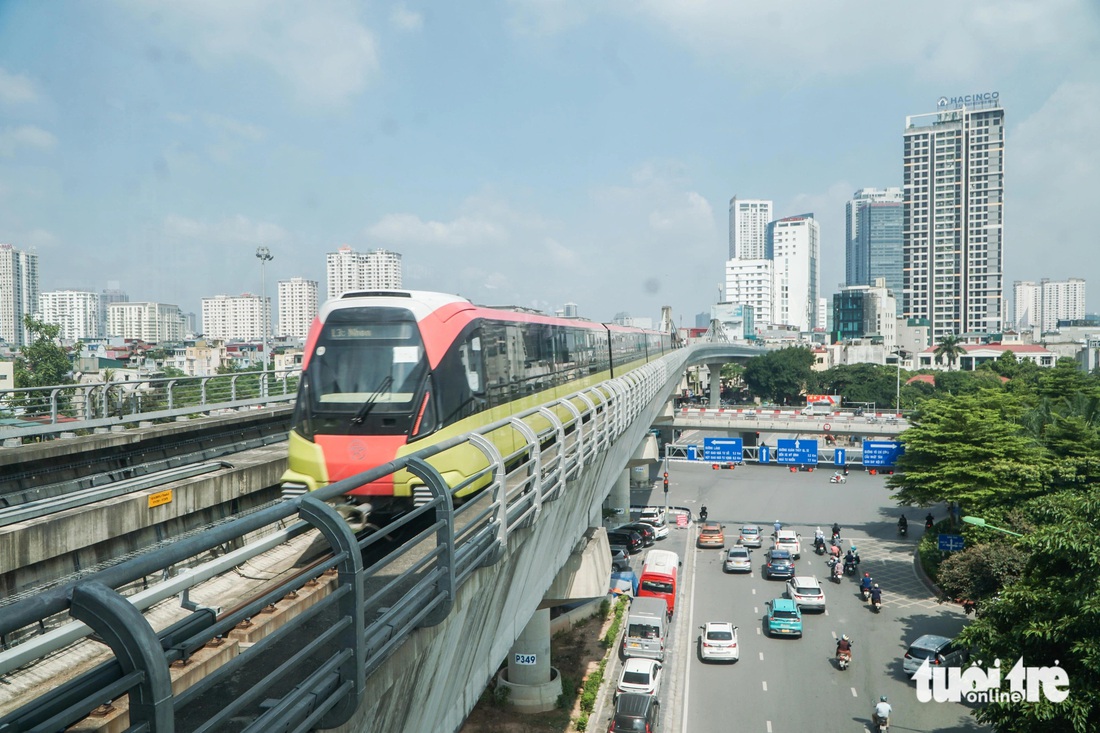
[
  {"xmin": 724, "ymin": 545, "xmax": 752, "ymax": 573},
  {"xmin": 738, "ymin": 525, "xmax": 763, "ymax": 548},
  {"xmin": 785, "ymin": 575, "xmax": 826, "ymax": 612},
  {"xmin": 903, "ymin": 634, "xmax": 970, "ymax": 677}
]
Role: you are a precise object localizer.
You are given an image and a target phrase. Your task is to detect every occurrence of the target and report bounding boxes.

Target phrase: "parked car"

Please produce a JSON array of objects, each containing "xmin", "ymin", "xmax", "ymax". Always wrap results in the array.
[
  {"xmin": 609, "ymin": 692, "xmax": 660, "ymax": 732},
  {"xmin": 696, "ymin": 522, "xmax": 725, "ymax": 549},
  {"xmin": 610, "ymin": 545, "xmax": 631, "ymax": 573},
  {"xmin": 699, "ymin": 621, "xmax": 740, "ymax": 662},
  {"xmin": 785, "ymin": 575, "xmax": 826, "ymax": 612},
  {"xmin": 765, "ymin": 598, "xmax": 803, "ymax": 638},
  {"xmin": 608, "ymin": 530, "xmax": 644, "ymax": 555},
  {"xmin": 616, "ymin": 658, "xmax": 663, "ymax": 697},
  {"xmin": 738, "ymin": 525, "xmax": 763, "ymax": 548},
  {"xmin": 616, "ymin": 523, "xmax": 657, "ymax": 547},
  {"xmin": 763, "ymin": 548, "xmax": 796, "ymax": 580},
  {"xmin": 903, "ymin": 634, "xmax": 970, "ymax": 677},
  {"xmin": 773, "ymin": 530, "xmax": 801, "ymax": 559},
  {"xmin": 723, "ymin": 545, "xmax": 752, "ymax": 573},
  {"xmin": 637, "ymin": 508, "xmax": 670, "ymax": 540}
]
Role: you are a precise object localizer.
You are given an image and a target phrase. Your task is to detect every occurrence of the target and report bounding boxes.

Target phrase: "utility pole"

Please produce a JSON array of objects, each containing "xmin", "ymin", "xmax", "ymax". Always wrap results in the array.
[{"xmin": 255, "ymin": 246, "xmax": 274, "ymax": 374}]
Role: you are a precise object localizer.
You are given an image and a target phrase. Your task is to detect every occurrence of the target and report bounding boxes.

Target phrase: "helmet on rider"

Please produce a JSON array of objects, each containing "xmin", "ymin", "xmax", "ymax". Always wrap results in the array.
[
  {"xmin": 864, "ymin": 572, "xmax": 870, "ymax": 578},
  {"xmin": 874, "ymin": 583, "xmax": 880, "ymax": 588},
  {"xmin": 880, "ymin": 696, "xmax": 888, "ymax": 702},
  {"xmin": 842, "ymin": 634, "xmax": 850, "ymax": 641}
]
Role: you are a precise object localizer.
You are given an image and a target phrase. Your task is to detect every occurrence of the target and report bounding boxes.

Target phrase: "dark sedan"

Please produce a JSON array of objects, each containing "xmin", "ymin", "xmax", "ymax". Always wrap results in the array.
[
  {"xmin": 615, "ymin": 523, "xmax": 657, "ymax": 547},
  {"xmin": 608, "ymin": 530, "xmax": 645, "ymax": 554}
]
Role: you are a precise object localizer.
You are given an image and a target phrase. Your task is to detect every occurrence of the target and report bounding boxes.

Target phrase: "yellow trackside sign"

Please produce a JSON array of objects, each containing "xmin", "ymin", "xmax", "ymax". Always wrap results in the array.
[{"xmin": 148, "ymin": 490, "xmax": 173, "ymax": 508}]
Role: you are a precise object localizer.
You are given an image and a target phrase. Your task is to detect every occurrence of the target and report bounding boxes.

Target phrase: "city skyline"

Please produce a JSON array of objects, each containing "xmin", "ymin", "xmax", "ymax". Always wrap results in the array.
[{"xmin": 1, "ymin": 3, "xmax": 1098, "ymax": 325}]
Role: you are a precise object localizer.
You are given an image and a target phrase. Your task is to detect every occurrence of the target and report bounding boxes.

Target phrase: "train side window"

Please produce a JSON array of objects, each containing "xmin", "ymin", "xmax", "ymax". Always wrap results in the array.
[{"xmin": 461, "ymin": 334, "xmax": 485, "ymax": 394}]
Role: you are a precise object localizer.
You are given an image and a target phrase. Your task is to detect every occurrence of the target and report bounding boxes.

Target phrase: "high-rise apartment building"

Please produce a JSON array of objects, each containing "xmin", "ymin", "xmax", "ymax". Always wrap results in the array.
[
  {"xmin": 832, "ymin": 278, "xmax": 898, "ymax": 353},
  {"xmin": 846, "ymin": 189, "xmax": 903, "ymax": 314},
  {"xmin": 1015, "ymin": 278, "xmax": 1087, "ymax": 333},
  {"xmin": 0, "ymin": 243, "xmax": 39, "ymax": 347},
  {"xmin": 40, "ymin": 290, "xmax": 101, "ymax": 341},
  {"xmin": 724, "ymin": 259, "xmax": 773, "ymax": 330},
  {"xmin": 99, "ymin": 284, "xmax": 129, "ymax": 332},
  {"xmin": 903, "ymin": 96, "xmax": 1005, "ymax": 339},
  {"xmin": 278, "ymin": 277, "xmax": 318, "ymax": 340},
  {"xmin": 766, "ymin": 214, "xmax": 820, "ymax": 331},
  {"xmin": 106, "ymin": 302, "xmax": 185, "ymax": 342},
  {"xmin": 326, "ymin": 246, "xmax": 403, "ymax": 300},
  {"xmin": 728, "ymin": 198, "xmax": 773, "ymax": 260},
  {"xmin": 201, "ymin": 294, "xmax": 269, "ymax": 341}
]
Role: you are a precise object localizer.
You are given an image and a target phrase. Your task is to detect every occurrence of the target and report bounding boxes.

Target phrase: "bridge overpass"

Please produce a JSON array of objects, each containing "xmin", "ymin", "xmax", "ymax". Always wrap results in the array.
[{"xmin": 0, "ymin": 343, "xmax": 764, "ymax": 733}]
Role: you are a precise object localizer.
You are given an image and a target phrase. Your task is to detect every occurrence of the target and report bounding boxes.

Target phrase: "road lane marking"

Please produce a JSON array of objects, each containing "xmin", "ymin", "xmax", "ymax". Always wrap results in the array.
[
  {"xmin": 831, "ymin": 630, "xmax": 837, "ymax": 639},
  {"xmin": 851, "ymin": 687, "xmax": 858, "ymax": 697},
  {"xmin": 762, "ymin": 680, "xmax": 768, "ymax": 692},
  {"xmin": 756, "ymin": 627, "xmax": 761, "ymax": 635},
  {"xmin": 752, "ymin": 587, "xmax": 757, "ymax": 594},
  {"xmin": 754, "ymin": 606, "xmax": 758, "ymax": 614},
  {"xmin": 758, "ymin": 652, "xmax": 764, "ymax": 661},
  {"xmin": 766, "ymin": 721, "xmax": 773, "ymax": 732}
]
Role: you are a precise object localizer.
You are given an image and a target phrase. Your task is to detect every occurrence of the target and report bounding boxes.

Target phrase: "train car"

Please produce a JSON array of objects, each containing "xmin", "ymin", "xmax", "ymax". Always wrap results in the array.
[{"xmin": 280, "ymin": 289, "xmax": 673, "ymax": 511}]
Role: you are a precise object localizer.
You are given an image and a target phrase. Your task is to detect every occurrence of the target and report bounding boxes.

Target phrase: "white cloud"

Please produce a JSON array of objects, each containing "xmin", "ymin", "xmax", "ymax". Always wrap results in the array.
[
  {"xmin": 390, "ymin": 5, "xmax": 423, "ymax": 32},
  {"xmin": 128, "ymin": 0, "xmax": 379, "ymax": 106},
  {"xmin": 1010, "ymin": 80, "xmax": 1100, "ymax": 281},
  {"xmin": 0, "ymin": 125, "xmax": 57, "ymax": 156},
  {"xmin": 0, "ymin": 68, "xmax": 38, "ymax": 104},
  {"xmin": 163, "ymin": 213, "xmax": 289, "ymax": 246},
  {"xmin": 366, "ymin": 212, "xmax": 509, "ymax": 247}
]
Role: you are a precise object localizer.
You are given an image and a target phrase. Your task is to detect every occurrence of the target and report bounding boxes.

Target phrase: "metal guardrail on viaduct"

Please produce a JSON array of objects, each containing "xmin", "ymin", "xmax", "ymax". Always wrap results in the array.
[{"xmin": 0, "ymin": 343, "xmax": 760, "ymax": 733}]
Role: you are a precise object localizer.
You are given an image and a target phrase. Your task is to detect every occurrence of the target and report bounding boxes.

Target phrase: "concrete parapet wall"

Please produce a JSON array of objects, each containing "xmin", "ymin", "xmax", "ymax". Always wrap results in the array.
[{"xmin": 334, "ymin": 367, "xmax": 684, "ymax": 733}]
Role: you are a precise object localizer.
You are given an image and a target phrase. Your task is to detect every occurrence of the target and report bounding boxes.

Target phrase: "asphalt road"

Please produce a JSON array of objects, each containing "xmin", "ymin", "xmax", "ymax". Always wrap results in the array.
[{"xmin": 615, "ymin": 461, "xmax": 989, "ymax": 733}]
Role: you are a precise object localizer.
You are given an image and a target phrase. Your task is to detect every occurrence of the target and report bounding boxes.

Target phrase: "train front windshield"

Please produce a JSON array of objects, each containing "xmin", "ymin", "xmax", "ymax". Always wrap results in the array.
[{"xmin": 295, "ymin": 307, "xmax": 429, "ymax": 436}]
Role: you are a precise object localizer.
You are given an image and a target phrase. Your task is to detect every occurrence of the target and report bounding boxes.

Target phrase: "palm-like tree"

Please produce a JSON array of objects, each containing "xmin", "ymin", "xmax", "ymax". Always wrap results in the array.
[{"xmin": 933, "ymin": 334, "xmax": 966, "ymax": 371}]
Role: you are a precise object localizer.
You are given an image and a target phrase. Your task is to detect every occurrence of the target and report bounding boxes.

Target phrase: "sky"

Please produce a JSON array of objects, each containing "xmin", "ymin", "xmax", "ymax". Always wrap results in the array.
[{"xmin": 1, "ymin": 1, "xmax": 1098, "ymax": 328}]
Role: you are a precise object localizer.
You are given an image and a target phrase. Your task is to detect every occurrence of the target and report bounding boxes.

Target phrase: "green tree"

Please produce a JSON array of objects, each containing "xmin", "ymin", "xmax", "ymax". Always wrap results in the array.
[
  {"xmin": 959, "ymin": 488, "xmax": 1100, "ymax": 732},
  {"xmin": 887, "ymin": 389, "xmax": 1048, "ymax": 510},
  {"xmin": 811, "ymin": 363, "xmax": 901, "ymax": 408},
  {"xmin": 13, "ymin": 316, "xmax": 74, "ymax": 413},
  {"xmin": 935, "ymin": 541, "xmax": 1028, "ymax": 611},
  {"xmin": 933, "ymin": 333, "xmax": 966, "ymax": 371},
  {"xmin": 741, "ymin": 347, "xmax": 814, "ymax": 404}
]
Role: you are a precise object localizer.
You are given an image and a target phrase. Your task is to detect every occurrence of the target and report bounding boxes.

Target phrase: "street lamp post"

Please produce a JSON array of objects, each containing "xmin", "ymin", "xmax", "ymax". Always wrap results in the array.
[
  {"xmin": 255, "ymin": 246, "xmax": 274, "ymax": 373},
  {"xmin": 893, "ymin": 347, "xmax": 906, "ymax": 416},
  {"xmin": 962, "ymin": 515, "xmax": 1024, "ymax": 537}
]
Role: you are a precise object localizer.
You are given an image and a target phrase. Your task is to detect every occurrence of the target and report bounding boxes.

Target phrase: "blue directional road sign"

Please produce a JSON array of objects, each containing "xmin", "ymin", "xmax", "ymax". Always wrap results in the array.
[
  {"xmin": 938, "ymin": 534, "xmax": 965, "ymax": 552},
  {"xmin": 704, "ymin": 437, "xmax": 743, "ymax": 463},
  {"xmin": 862, "ymin": 440, "xmax": 903, "ymax": 467},
  {"xmin": 686, "ymin": 445, "xmax": 698, "ymax": 461},
  {"xmin": 758, "ymin": 445, "xmax": 770, "ymax": 464},
  {"xmin": 834, "ymin": 448, "xmax": 846, "ymax": 466},
  {"xmin": 776, "ymin": 439, "xmax": 818, "ymax": 465}
]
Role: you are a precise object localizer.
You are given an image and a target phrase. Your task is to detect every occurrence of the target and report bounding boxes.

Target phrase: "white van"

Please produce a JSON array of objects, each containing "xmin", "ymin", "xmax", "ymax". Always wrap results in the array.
[{"xmin": 622, "ymin": 596, "xmax": 668, "ymax": 661}]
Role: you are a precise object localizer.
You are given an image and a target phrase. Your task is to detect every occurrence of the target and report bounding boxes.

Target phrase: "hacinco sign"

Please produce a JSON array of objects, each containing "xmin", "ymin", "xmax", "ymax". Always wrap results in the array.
[{"xmin": 937, "ymin": 91, "xmax": 999, "ymax": 108}]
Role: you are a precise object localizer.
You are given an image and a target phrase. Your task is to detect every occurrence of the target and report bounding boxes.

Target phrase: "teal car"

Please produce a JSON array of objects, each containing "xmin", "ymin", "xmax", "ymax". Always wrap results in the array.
[{"xmin": 765, "ymin": 598, "xmax": 803, "ymax": 638}]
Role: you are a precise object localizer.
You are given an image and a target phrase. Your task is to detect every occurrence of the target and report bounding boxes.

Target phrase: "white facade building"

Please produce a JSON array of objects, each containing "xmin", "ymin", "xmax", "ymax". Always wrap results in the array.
[
  {"xmin": 278, "ymin": 277, "xmax": 318, "ymax": 340},
  {"xmin": 903, "ymin": 99, "xmax": 1005, "ymax": 340},
  {"xmin": 106, "ymin": 302, "xmax": 185, "ymax": 342},
  {"xmin": 201, "ymin": 294, "xmax": 269, "ymax": 341},
  {"xmin": 728, "ymin": 198, "xmax": 773, "ymax": 260},
  {"xmin": 40, "ymin": 290, "xmax": 101, "ymax": 341},
  {"xmin": 0, "ymin": 243, "xmax": 39, "ymax": 347},
  {"xmin": 1012, "ymin": 280, "xmax": 1042, "ymax": 332},
  {"xmin": 1040, "ymin": 278, "xmax": 1086, "ymax": 332},
  {"xmin": 766, "ymin": 214, "xmax": 820, "ymax": 332},
  {"xmin": 724, "ymin": 258, "xmax": 773, "ymax": 330},
  {"xmin": 326, "ymin": 246, "xmax": 403, "ymax": 300}
]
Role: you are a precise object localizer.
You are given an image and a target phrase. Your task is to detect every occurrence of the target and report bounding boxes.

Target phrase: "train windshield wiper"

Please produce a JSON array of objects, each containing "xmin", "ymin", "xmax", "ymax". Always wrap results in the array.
[{"xmin": 351, "ymin": 375, "xmax": 393, "ymax": 425}]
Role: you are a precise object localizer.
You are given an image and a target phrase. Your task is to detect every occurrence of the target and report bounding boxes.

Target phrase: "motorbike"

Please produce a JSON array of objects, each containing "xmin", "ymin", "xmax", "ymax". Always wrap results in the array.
[
  {"xmin": 925, "ymin": 517, "xmax": 934, "ymax": 531},
  {"xmin": 699, "ymin": 508, "xmax": 708, "ymax": 522},
  {"xmin": 843, "ymin": 558, "xmax": 858, "ymax": 576},
  {"xmin": 829, "ymin": 560, "xmax": 843, "ymax": 583},
  {"xmin": 860, "ymin": 585, "xmax": 871, "ymax": 602},
  {"xmin": 836, "ymin": 649, "xmax": 852, "ymax": 670},
  {"xmin": 898, "ymin": 523, "xmax": 908, "ymax": 537},
  {"xmin": 873, "ymin": 715, "xmax": 890, "ymax": 733},
  {"xmin": 871, "ymin": 597, "xmax": 882, "ymax": 613},
  {"xmin": 813, "ymin": 537, "xmax": 826, "ymax": 555},
  {"xmin": 829, "ymin": 474, "xmax": 847, "ymax": 484}
]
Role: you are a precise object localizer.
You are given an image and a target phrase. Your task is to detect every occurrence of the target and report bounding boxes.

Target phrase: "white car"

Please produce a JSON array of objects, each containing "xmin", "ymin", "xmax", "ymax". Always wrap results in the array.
[
  {"xmin": 616, "ymin": 657, "xmax": 663, "ymax": 697},
  {"xmin": 785, "ymin": 575, "xmax": 826, "ymax": 612},
  {"xmin": 699, "ymin": 621, "xmax": 740, "ymax": 662},
  {"xmin": 774, "ymin": 530, "xmax": 801, "ymax": 559},
  {"xmin": 637, "ymin": 508, "xmax": 670, "ymax": 540}
]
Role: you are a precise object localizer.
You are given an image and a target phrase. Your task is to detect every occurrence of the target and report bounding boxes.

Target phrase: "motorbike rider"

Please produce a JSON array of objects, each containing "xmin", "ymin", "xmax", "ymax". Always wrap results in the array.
[
  {"xmin": 831, "ymin": 522, "xmax": 841, "ymax": 540},
  {"xmin": 925, "ymin": 512, "xmax": 935, "ymax": 530},
  {"xmin": 831, "ymin": 557, "xmax": 843, "ymax": 580},
  {"xmin": 860, "ymin": 572, "xmax": 873, "ymax": 598},
  {"xmin": 773, "ymin": 519, "xmax": 782, "ymax": 536},
  {"xmin": 814, "ymin": 526, "xmax": 824, "ymax": 543},
  {"xmin": 829, "ymin": 541, "xmax": 841, "ymax": 560},
  {"xmin": 849, "ymin": 544, "xmax": 860, "ymax": 564},
  {"xmin": 699, "ymin": 505, "xmax": 708, "ymax": 522},
  {"xmin": 836, "ymin": 633, "xmax": 853, "ymax": 662},
  {"xmin": 898, "ymin": 515, "xmax": 908, "ymax": 532},
  {"xmin": 872, "ymin": 696, "xmax": 892, "ymax": 728},
  {"xmin": 870, "ymin": 583, "xmax": 883, "ymax": 607}
]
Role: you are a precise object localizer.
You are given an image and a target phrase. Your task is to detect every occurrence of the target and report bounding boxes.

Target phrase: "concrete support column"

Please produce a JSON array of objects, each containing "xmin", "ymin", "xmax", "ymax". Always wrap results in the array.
[
  {"xmin": 497, "ymin": 608, "xmax": 561, "ymax": 713},
  {"xmin": 709, "ymin": 363, "xmax": 723, "ymax": 408},
  {"xmin": 607, "ymin": 469, "xmax": 631, "ymax": 526}
]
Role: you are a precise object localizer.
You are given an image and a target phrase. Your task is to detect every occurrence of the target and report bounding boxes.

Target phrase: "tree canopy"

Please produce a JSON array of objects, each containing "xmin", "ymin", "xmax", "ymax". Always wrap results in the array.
[{"xmin": 740, "ymin": 346, "xmax": 813, "ymax": 404}]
